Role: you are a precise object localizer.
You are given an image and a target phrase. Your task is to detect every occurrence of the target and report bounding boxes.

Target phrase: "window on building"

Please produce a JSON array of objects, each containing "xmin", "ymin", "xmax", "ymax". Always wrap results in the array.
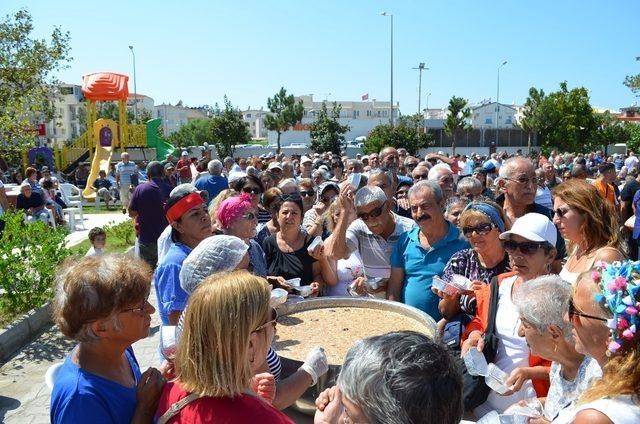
[
  {"xmin": 505, "ymin": 116, "xmax": 512, "ymax": 124},
  {"xmin": 383, "ymin": 110, "xmax": 388, "ymax": 117},
  {"xmin": 246, "ymin": 113, "xmax": 251, "ymax": 118},
  {"xmin": 485, "ymin": 117, "xmax": 492, "ymax": 124},
  {"xmin": 367, "ymin": 110, "xmax": 372, "ymax": 117},
  {"xmin": 377, "ymin": 111, "xmax": 381, "ymax": 117}
]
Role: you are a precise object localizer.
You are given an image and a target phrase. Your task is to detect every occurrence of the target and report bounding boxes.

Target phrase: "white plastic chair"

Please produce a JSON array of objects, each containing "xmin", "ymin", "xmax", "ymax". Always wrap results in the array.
[
  {"xmin": 60, "ymin": 183, "xmax": 85, "ymax": 229},
  {"xmin": 44, "ymin": 362, "xmax": 64, "ymax": 392}
]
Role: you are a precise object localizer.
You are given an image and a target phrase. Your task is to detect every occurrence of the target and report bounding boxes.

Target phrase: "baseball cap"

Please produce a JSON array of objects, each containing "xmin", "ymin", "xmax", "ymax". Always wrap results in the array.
[
  {"xmin": 181, "ymin": 151, "xmax": 188, "ymax": 157},
  {"xmin": 268, "ymin": 162, "xmax": 283, "ymax": 171},
  {"xmin": 499, "ymin": 213, "xmax": 557, "ymax": 246},
  {"xmin": 164, "ymin": 162, "xmax": 175, "ymax": 171},
  {"xmin": 300, "ymin": 156, "xmax": 312, "ymax": 164},
  {"xmin": 482, "ymin": 161, "xmax": 496, "ymax": 172}
]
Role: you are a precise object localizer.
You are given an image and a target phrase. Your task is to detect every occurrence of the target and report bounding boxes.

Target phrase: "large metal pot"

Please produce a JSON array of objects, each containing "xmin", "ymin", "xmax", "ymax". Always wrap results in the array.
[{"xmin": 275, "ymin": 297, "xmax": 438, "ymax": 415}]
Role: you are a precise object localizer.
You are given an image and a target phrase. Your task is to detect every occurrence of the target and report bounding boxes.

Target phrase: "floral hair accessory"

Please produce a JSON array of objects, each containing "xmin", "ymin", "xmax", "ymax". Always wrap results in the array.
[{"xmin": 591, "ymin": 260, "xmax": 640, "ymax": 356}]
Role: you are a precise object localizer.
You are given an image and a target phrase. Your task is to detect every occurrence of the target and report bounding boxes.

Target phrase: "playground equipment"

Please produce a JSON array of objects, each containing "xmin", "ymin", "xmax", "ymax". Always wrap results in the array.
[{"xmin": 146, "ymin": 118, "xmax": 175, "ymax": 161}]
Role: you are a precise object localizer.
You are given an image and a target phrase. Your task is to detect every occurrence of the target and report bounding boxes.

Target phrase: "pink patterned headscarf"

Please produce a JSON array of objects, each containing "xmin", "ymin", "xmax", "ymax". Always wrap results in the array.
[{"xmin": 217, "ymin": 193, "xmax": 253, "ymax": 229}]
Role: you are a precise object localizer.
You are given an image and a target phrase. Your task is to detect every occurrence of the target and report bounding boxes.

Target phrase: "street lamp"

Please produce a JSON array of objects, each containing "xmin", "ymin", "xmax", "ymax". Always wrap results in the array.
[
  {"xmin": 425, "ymin": 92, "xmax": 432, "ymax": 112},
  {"xmin": 380, "ymin": 12, "xmax": 394, "ymax": 126},
  {"xmin": 495, "ymin": 60, "xmax": 507, "ymax": 145},
  {"xmin": 412, "ymin": 62, "xmax": 429, "ymax": 114},
  {"xmin": 128, "ymin": 45, "xmax": 138, "ymax": 122}
]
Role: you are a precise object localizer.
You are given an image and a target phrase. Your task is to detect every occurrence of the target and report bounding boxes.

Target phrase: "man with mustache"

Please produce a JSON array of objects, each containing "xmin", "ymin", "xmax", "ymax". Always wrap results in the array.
[
  {"xmin": 496, "ymin": 157, "xmax": 566, "ymax": 273},
  {"xmin": 325, "ymin": 185, "xmax": 415, "ymax": 295},
  {"xmin": 387, "ymin": 180, "xmax": 469, "ymax": 320}
]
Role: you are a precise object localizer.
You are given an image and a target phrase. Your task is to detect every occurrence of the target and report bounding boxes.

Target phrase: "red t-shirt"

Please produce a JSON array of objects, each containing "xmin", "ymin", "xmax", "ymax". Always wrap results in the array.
[
  {"xmin": 175, "ymin": 159, "xmax": 192, "ymax": 178},
  {"xmin": 156, "ymin": 381, "xmax": 294, "ymax": 424}
]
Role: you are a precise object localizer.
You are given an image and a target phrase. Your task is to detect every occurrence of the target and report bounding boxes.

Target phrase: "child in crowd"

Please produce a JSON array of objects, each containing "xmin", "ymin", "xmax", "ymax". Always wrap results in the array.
[{"xmin": 85, "ymin": 227, "xmax": 106, "ymax": 257}]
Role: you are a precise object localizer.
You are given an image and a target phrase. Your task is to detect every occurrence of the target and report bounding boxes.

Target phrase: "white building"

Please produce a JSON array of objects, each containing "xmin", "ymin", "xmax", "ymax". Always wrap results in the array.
[
  {"xmin": 45, "ymin": 84, "xmax": 84, "ymax": 146},
  {"xmin": 241, "ymin": 108, "xmax": 268, "ymax": 139},
  {"xmin": 471, "ymin": 101, "xmax": 518, "ymax": 129},
  {"xmin": 267, "ymin": 94, "xmax": 401, "ymax": 146},
  {"xmin": 127, "ymin": 94, "xmax": 155, "ymax": 116},
  {"xmin": 154, "ymin": 103, "xmax": 209, "ymax": 136}
]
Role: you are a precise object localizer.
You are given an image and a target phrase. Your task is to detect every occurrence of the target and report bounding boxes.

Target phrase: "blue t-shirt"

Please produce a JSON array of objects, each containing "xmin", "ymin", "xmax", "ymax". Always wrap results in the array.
[
  {"xmin": 154, "ymin": 242, "xmax": 192, "ymax": 325},
  {"xmin": 50, "ymin": 347, "xmax": 141, "ymax": 424},
  {"xmin": 194, "ymin": 175, "xmax": 229, "ymax": 205},
  {"xmin": 115, "ymin": 161, "xmax": 137, "ymax": 186},
  {"xmin": 390, "ymin": 223, "xmax": 470, "ymax": 320}
]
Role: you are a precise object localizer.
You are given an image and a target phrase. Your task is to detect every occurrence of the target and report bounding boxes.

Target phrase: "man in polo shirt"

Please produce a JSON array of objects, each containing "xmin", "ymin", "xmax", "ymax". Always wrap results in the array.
[
  {"xmin": 387, "ymin": 180, "xmax": 469, "ymax": 320},
  {"xmin": 175, "ymin": 151, "xmax": 193, "ymax": 184},
  {"xmin": 116, "ymin": 152, "xmax": 137, "ymax": 214},
  {"xmin": 496, "ymin": 156, "xmax": 566, "ymax": 273},
  {"xmin": 325, "ymin": 185, "xmax": 415, "ymax": 295},
  {"xmin": 153, "ymin": 184, "xmax": 212, "ymax": 326},
  {"xmin": 128, "ymin": 162, "xmax": 173, "ymax": 269}
]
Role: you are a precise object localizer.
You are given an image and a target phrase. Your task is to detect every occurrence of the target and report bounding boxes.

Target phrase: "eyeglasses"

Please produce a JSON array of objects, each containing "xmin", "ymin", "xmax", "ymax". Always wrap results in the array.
[
  {"xmin": 242, "ymin": 212, "xmax": 257, "ymax": 220},
  {"xmin": 357, "ymin": 202, "xmax": 386, "ymax": 221},
  {"xmin": 242, "ymin": 186, "xmax": 262, "ymax": 195},
  {"xmin": 462, "ymin": 222, "xmax": 494, "ymax": 238},
  {"xmin": 505, "ymin": 176, "xmax": 539, "ymax": 185},
  {"xmin": 568, "ymin": 298, "xmax": 608, "ymax": 323},
  {"xmin": 254, "ymin": 307, "xmax": 278, "ymax": 333},
  {"xmin": 121, "ymin": 298, "xmax": 149, "ymax": 316},
  {"xmin": 502, "ymin": 239, "xmax": 547, "ymax": 255},
  {"xmin": 439, "ymin": 176, "xmax": 454, "ymax": 184},
  {"xmin": 300, "ymin": 190, "xmax": 316, "ymax": 197},
  {"xmin": 553, "ymin": 206, "xmax": 572, "ymax": 218}
]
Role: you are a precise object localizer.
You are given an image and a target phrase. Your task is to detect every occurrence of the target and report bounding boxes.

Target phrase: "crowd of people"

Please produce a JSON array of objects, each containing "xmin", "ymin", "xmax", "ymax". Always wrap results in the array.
[{"xmin": 46, "ymin": 146, "xmax": 640, "ymax": 423}]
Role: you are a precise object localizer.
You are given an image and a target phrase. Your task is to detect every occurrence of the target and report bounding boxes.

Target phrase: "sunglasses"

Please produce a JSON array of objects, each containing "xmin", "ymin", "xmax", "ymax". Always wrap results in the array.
[
  {"xmin": 553, "ymin": 207, "xmax": 572, "ymax": 218},
  {"xmin": 502, "ymin": 239, "xmax": 547, "ymax": 255},
  {"xmin": 357, "ymin": 202, "xmax": 386, "ymax": 221},
  {"xmin": 300, "ymin": 190, "xmax": 316, "ymax": 197},
  {"xmin": 505, "ymin": 176, "xmax": 539, "ymax": 185},
  {"xmin": 254, "ymin": 307, "xmax": 278, "ymax": 333},
  {"xmin": 462, "ymin": 222, "xmax": 494, "ymax": 238},
  {"xmin": 568, "ymin": 298, "xmax": 607, "ymax": 322},
  {"xmin": 242, "ymin": 186, "xmax": 262, "ymax": 195},
  {"xmin": 242, "ymin": 212, "xmax": 257, "ymax": 220}
]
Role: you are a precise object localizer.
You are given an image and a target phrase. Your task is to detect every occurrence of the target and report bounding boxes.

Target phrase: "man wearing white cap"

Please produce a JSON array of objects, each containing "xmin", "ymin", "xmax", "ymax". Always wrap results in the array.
[
  {"xmin": 175, "ymin": 151, "xmax": 192, "ymax": 184},
  {"xmin": 300, "ymin": 156, "xmax": 313, "ymax": 178}
]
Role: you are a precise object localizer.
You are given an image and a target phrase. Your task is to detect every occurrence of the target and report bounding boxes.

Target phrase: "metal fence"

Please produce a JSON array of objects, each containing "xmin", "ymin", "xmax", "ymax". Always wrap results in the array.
[{"xmin": 426, "ymin": 128, "xmax": 537, "ymax": 149}]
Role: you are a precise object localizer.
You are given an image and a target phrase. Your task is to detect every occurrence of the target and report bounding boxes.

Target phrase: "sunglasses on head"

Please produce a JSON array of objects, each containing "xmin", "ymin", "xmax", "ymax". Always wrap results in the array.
[
  {"xmin": 357, "ymin": 202, "xmax": 386, "ymax": 221},
  {"xmin": 502, "ymin": 239, "xmax": 548, "ymax": 255},
  {"xmin": 462, "ymin": 222, "xmax": 494, "ymax": 238},
  {"xmin": 242, "ymin": 186, "xmax": 262, "ymax": 195},
  {"xmin": 300, "ymin": 190, "xmax": 316, "ymax": 197},
  {"xmin": 568, "ymin": 298, "xmax": 607, "ymax": 322},
  {"xmin": 254, "ymin": 307, "xmax": 278, "ymax": 333}
]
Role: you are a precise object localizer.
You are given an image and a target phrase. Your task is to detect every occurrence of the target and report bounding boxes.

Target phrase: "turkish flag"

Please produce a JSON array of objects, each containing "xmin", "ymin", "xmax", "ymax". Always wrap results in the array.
[{"xmin": 361, "ymin": 93, "xmax": 369, "ymax": 101}]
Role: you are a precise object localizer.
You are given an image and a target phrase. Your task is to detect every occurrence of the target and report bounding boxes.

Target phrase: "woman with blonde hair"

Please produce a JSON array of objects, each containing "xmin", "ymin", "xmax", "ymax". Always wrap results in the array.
[
  {"xmin": 156, "ymin": 270, "xmax": 294, "ymax": 423},
  {"xmin": 559, "ymin": 262, "xmax": 640, "ymax": 423},
  {"xmin": 208, "ymin": 189, "xmax": 237, "ymax": 234},
  {"xmin": 552, "ymin": 179, "xmax": 625, "ymax": 286}
]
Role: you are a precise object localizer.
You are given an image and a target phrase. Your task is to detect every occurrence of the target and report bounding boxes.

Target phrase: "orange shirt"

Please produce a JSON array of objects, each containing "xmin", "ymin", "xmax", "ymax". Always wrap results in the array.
[{"xmin": 593, "ymin": 179, "xmax": 616, "ymax": 206}]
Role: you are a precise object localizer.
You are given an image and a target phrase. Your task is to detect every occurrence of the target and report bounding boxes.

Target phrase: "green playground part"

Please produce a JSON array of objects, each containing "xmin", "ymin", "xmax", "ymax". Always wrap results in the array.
[{"xmin": 146, "ymin": 118, "xmax": 176, "ymax": 161}]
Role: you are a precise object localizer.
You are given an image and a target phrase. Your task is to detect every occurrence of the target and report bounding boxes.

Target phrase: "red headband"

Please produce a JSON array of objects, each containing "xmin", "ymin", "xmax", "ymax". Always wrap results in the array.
[{"xmin": 166, "ymin": 192, "xmax": 205, "ymax": 223}]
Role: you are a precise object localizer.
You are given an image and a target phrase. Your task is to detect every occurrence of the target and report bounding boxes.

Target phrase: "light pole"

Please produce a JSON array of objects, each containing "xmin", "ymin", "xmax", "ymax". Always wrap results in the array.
[
  {"xmin": 128, "ymin": 45, "xmax": 138, "ymax": 122},
  {"xmin": 381, "ymin": 12, "xmax": 394, "ymax": 126},
  {"xmin": 495, "ymin": 60, "xmax": 507, "ymax": 145},
  {"xmin": 425, "ymin": 92, "xmax": 431, "ymax": 112},
  {"xmin": 412, "ymin": 62, "xmax": 428, "ymax": 114}
]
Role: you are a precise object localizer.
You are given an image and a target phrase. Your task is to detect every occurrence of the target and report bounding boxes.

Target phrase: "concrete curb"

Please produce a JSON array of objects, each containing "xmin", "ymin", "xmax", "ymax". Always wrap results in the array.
[{"xmin": 0, "ymin": 302, "xmax": 52, "ymax": 363}]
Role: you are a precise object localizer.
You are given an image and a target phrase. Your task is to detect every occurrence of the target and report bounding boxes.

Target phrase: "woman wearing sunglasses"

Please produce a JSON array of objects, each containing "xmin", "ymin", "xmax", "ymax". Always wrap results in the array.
[
  {"xmin": 231, "ymin": 175, "xmax": 265, "ymax": 209},
  {"xmin": 156, "ymin": 271, "xmax": 294, "ymax": 423},
  {"xmin": 513, "ymin": 275, "xmax": 601, "ymax": 423},
  {"xmin": 435, "ymin": 201, "xmax": 511, "ymax": 324},
  {"xmin": 552, "ymin": 179, "xmax": 624, "ymax": 286},
  {"xmin": 51, "ymin": 255, "xmax": 164, "ymax": 424},
  {"xmin": 461, "ymin": 213, "xmax": 557, "ymax": 418},
  {"xmin": 557, "ymin": 262, "xmax": 640, "ymax": 423}
]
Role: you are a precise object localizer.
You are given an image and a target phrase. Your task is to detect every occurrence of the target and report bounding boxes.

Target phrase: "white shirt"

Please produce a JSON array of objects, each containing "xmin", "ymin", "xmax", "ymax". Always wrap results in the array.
[
  {"xmin": 535, "ymin": 186, "xmax": 553, "ymax": 209},
  {"xmin": 85, "ymin": 246, "xmax": 103, "ymax": 257},
  {"xmin": 554, "ymin": 394, "xmax": 640, "ymax": 424},
  {"xmin": 475, "ymin": 276, "xmax": 536, "ymax": 417},
  {"xmin": 625, "ymin": 155, "xmax": 639, "ymax": 170}
]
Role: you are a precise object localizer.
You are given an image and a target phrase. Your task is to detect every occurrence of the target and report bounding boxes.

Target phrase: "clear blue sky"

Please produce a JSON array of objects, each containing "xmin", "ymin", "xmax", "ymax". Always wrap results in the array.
[{"xmin": 4, "ymin": 0, "xmax": 639, "ymax": 112}]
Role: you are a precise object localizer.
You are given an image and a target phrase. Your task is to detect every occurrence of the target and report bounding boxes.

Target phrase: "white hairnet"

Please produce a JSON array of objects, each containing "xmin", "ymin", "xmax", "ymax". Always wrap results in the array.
[{"xmin": 179, "ymin": 235, "xmax": 249, "ymax": 294}]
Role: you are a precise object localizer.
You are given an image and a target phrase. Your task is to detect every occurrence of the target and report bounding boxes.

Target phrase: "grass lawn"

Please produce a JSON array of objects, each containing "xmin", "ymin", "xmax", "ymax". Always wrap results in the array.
[{"xmin": 79, "ymin": 205, "xmax": 126, "ymax": 214}]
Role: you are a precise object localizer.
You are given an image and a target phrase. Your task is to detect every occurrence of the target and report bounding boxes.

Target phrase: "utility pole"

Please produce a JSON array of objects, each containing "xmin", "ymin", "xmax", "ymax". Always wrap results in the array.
[
  {"xmin": 129, "ymin": 45, "xmax": 138, "ymax": 122},
  {"xmin": 496, "ymin": 60, "xmax": 507, "ymax": 146},
  {"xmin": 381, "ymin": 12, "xmax": 394, "ymax": 126},
  {"xmin": 412, "ymin": 63, "xmax": 428, "ymax": 113}
]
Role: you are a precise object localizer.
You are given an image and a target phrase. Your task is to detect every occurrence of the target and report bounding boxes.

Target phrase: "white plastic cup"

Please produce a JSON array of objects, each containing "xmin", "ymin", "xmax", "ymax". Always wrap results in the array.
[
  {"xmin": 160, "ymin": 326, "xmax": 177, "ymax": 360},
  {"xmin": 297, "ymin": 285, "xmax": 313, "ymax": 297},
  {"xmin": 463, "ymin": 348, "xmax": 488, "ymax": 377},
  {"xmin": 307, "ymin": 236, "xmax": 323, "ymax": 253},
  {"xmin": 347, "ymin": 173, "xmax": 361, "ymax": 191},
  {"xmin": 270, "ymin": 288, "xmax": 289, "ymax": 306},
  {"xmin": 286, "ymin": 278, "xmax": 301, "ymax": 287}
]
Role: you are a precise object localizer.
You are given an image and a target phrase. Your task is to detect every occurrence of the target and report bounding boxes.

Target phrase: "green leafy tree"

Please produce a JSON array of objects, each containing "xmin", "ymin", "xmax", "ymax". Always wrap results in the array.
[
  {"xmin": 167, "ymin": 119, "xmax": 212, "ymax": 148},
  {"xmin": 264, "ymin": 87, "xmax": 304, "ymax": 153},
  {"xmin": 624, "ymin": 56, "xmax": 640, "ymax": 96},
  {"xmin": 209, "ymin": 96, "xmax": 251, "ymax": 158},
  {"xmin": 0, "ymin": 9, "xmax": 71, "ymax": 165},
  {"xmin": 365, "ymin": 114, "xmax": 432, "ymax": 155},
  {"xmin": 625, "ymin": 122, "xmax": 640, "ymax": 153},
  {"xmin": 545, "ymin": 82, "xmax": 598, "ymax": 152},
  {"xmin": 309, "ymin": 102, "xmax": 350, "ymax": 154},
  {"xmin": 595, "ymin": 111, "xmax": 630, "ymax": 148},
  {"xmin": 443, "ymin": 96, "xmax": 471, "ymax": 156},
  {"xmin": 519, "ymin": 88, "xmax": 549, "ymax": 153}
]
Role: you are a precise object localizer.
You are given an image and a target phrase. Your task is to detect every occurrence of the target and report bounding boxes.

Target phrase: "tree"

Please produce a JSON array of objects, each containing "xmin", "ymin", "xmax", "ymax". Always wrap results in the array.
[
  {"xmin": 625, "ymin": 122, "xmax": 640, "ymax": 153},
  {"xmin": 545, "ymin": 82, "xmax": 598, "ymax": 152},
  {"xmin": 519, "ymin": 88, "xmax": 548, "ymax": 154},
  {"xmin": 443, "ymin": 96, "xmax": 471, "ymax": 156},
  {"xmin": 0, "ymin": 9, "xmax": 71, "ymax": 164},
  {"xmin": 624, "ymin": 56, "xmax": 640, "ymax": 96},
  {"xmin": 209, "ymin": 96, "xmax": 251, "ymax": 158},
  {"xmin": 264, "ymin": 87, "xmax": 303, "ymax": 153},
  {"xmin": 595, "ymin": 110, "xmax": 630, "ymax": 149},
  {"xmin": 167, "ymin": 119, "xmax": 212, "ymax": 148},
  {"xmin": 365, "ymin": 114, "xmax": 433, "ymax": 155},
  {"xmin": 309, "ymin": 102, "xmax": 350, "ymax": 154}
]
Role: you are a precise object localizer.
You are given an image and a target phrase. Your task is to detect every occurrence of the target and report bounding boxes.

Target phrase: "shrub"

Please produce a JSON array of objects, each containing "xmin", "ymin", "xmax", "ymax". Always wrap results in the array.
[
  {"xmin": 0, "ymin": 211, "xmax": 71, "ymax": 321},
  {"xmin": 103, "ymin": 219, "xmax": 135, "ymax": 246}
]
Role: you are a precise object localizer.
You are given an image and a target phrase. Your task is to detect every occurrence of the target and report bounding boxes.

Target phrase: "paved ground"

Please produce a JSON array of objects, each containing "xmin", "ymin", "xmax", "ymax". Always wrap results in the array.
[{"xmin": 65, "ymin": 211, "xmax": 130, "ymax": 247}]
